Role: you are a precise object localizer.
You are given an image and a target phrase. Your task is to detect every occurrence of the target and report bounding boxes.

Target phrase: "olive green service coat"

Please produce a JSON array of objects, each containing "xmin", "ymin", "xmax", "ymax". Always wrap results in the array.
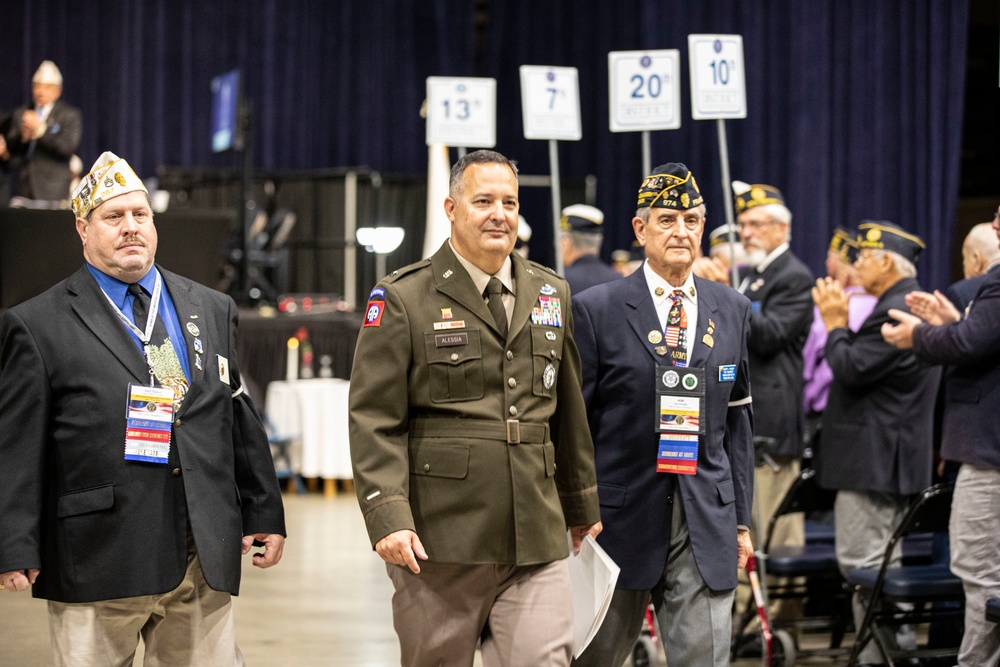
[{"xmin": 349, "ymin": 242, "xmax": 600, "ymax": 565}]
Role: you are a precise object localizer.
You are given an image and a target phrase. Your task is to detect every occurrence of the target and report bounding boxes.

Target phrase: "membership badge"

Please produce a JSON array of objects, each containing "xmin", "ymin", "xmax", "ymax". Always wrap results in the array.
[
  {"xmin": 648, "ymin": 330, "xmax": 663, "ymax": 344},
  {"xmin": 662, "ymin": 369, "xmax": 680, "ymax": 388}
]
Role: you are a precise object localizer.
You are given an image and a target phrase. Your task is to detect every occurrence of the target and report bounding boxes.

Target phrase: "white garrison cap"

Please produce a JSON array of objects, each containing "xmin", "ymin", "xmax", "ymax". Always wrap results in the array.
[
  {"xmin": 72, "ymin": 152, "xmax": 148, "ymax": 218},
  {"xmin": 33, "ymin": 61, "xmax": 63, "ymax": 86},
  {"xmin": 560, "ymin": 203, "xmax": 605, "ymax": 232},
  {"xmin": 517, "ymin": 215, "xmax": 532, "ymax": 243}
]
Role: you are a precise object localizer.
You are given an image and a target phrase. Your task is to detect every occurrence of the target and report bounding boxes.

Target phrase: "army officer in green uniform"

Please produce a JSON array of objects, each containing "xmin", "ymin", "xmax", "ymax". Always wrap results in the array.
[{"xmin": 349, "ymin": 149, "xmax": 602, "ymax": 667}]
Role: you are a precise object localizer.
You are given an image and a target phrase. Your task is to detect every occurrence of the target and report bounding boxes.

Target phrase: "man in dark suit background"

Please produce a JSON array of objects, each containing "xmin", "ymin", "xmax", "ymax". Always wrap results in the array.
[
  {"xmin": 945, "ymin": 219, "xmax": 1000, "ymax": 311},
  {"xmin": 732, "ymin": 180, "xmax": 813, "ymax": 624},
  {"xmin": 0, "ymin": 152, "xmax": 285, "ymax": 666},
  {"xmin": 882, "ymin": 203, "xmax": 1000, "ymax": 667},
  {"xmin": 573, "ymin": 163, "xmax": 754, "ymax": 666},
  {"xmin": 3, "ymin": 60, "xmax": 82, "ymax": 201},
  {"xmin": 813, "ymin": 221, "xmax": 940, "ymax": 666},
  {"xmin": 560, "ymin": 203, "xmax": 620, "ymax": 295}
]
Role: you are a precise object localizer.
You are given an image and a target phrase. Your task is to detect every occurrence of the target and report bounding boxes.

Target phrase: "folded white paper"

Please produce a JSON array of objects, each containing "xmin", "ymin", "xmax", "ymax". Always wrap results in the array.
[{"xmin": 567, "ymin": 533, "xmax": 621, "ymax": 658}]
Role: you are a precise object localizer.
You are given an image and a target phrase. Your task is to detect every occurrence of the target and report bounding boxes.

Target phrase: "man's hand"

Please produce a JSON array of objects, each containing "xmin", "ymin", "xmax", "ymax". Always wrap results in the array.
[
  {"xmin": 737, "ymin": 530, "xmax": 753, "ymax": 571},
  {"xmin": 0, "ymin": 134, "xmax": 8, "ymax": 161},
  {"xmin": 881, "ymin": 309, "xmax": 923, "ymax": 349},
  {"xmin": 812, "ymin": 277, "xmax": 850, "ymax": 331},
  {"xmin": 568, "ymin": 521, "xmax": 603, "ymax": 555},
  {"xmin": 692, "ymin": 256, "xmax": 730, "ymax": 285},
  {"xmin": 20, "ymin": 110, "xmax": 40, "ymax": 142},
  {"xmin": 375, "ymin": 530, "xmax": 428, "ymax": 574},
  {"xmin": 1, "ymin": 569, "xmax": 40, "ymax": 592},
  {"xmin": 905, "ymin": 290, "xmax": 961, "ymax": 325},
  {"xmin": 241, "ymin": 533, "xmax": 285, "ymax": 569}
]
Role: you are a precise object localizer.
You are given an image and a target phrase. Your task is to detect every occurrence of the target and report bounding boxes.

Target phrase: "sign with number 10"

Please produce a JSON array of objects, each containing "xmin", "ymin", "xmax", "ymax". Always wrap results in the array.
[{"xmin": 687, "ymin": 34, "xmax": 747, "ymax": 120}]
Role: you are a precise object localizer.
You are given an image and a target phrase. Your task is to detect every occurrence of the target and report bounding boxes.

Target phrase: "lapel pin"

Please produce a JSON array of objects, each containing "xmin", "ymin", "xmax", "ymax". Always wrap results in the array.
[
  {"xmin": 186, "ymin": 322, "xmax": 200, "ymax": 337},
  {"xmin": 703, "ymin": 333, "xmax": 714, "ymax": 348},
  {"xmin": 195, "ymin": 355, "xmax": 203, "ymax": 371},
  {"xmin": 443, "ymin": 269, "xmax": 453, "ymax": 279},
  {"xmin": 654, "ymin": 286, "xmax": 665, "ymax": 297},
  {"xmin": 193, "ymin": 338, "xmax": 204, "ymax": 354},
  {"xmin": 189, "ymin": 314, "xmax": 199, "ymax": 319},
  {"xmin": 709, "ymin": 319, "xmax": 715, "ymax": 329},
  {"xmin": 648, "ymin": 330, "xmax": 663, "ymax": 344},
  {"xmin": 655, "ymin": 345, "xmax": 667, "ymax": 356},
  {"xmin": 689, "ymin": 286, "xmax": 696, "ymax": 298}
]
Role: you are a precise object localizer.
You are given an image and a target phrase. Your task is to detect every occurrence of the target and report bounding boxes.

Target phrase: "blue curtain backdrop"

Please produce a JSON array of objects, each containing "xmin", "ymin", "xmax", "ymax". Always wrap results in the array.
[{"xmin": 2, "ymin": 0, "xmax": 967, "ymax": 290}]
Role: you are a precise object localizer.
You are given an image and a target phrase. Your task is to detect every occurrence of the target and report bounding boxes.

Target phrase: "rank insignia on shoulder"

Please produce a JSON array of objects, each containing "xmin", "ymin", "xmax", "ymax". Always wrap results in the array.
[
  {"xmin": 364, "ymin": 301, "xmax": 385, "ymax": 327},
  {"xmin": 540, "ymin": 284, "xmax": 557, "ymax": 295}
]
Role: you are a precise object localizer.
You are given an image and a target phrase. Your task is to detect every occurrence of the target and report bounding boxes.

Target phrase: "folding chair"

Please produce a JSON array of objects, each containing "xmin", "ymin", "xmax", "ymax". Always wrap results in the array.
[
  {"xmin": 846, "ymin": 483, "xmax": 964, "ymax": 667},
  {"xmin": 732, "ymin": 467, "xmax": 851, "ymax": 665},
  {"xmin": 264, "ymin": 413, "xmax": 306, "ymax": 494}
]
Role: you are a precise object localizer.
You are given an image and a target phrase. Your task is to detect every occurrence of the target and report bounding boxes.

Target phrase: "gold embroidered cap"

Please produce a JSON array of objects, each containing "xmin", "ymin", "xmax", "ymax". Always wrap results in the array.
[
  {"xmin": 637, "ymin": 163, "xmax": 704, "ymax": 210},
  {"xmin": 733, "ymin": 181, "xmax": 785, "ymax": 213},
  {"xmin": 857, "ymin": 220, "xmax": 925, "ymax": 264},
  {"xmin": 72, "ymin": 151, "xmax": 147, "ymax": 219}
]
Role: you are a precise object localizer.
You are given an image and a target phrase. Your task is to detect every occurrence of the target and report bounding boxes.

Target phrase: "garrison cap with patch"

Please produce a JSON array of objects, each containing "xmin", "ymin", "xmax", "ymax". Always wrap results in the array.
[
  {"xmin": 733, "ymin": 181, "xmax": 785, "ymax": 213},
  {"xmin": 829, "ymin": 227, "xmax": 859, "ymax": 264},
  {"xmin": 560, "ymin": 204, "xmax": 605, "ymax": 233},
  {"xmin": 72, "ymin": 151, "xmax": 148, "ymax": 219},
  {"xmin": 709, "ymin": 223, "xmax": 740, "ymax": 249},
  {"xmin": 857, "ymin": 220, "xmax": 925, "ymax": 264},
  {"xmin": 637, "ymin": 163, "xmax": 704, "ymax": 210}
]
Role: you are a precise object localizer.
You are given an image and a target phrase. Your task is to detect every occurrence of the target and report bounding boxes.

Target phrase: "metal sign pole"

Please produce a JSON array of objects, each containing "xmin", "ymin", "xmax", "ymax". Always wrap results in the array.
[
  {"xmin": 716, "ymin": 119, "xmax": 740, "ymax": 289},
  {"xmin": 641, "ymin": 130, "xmax": 652, "ymax": 179},
  {"xmin": 548, "ymin": 139, "xmax": 564, "ymax": 274}
]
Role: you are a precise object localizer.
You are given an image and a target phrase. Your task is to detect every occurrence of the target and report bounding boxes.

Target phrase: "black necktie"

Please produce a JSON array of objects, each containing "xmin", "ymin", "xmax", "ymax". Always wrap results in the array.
[
  {"xmin": 485, "ymin": 277, "xmax": 508, "ymax": 339},
  {"xmin": 128, "ymin": 283, "xmax": 151, "ymax": 330}
]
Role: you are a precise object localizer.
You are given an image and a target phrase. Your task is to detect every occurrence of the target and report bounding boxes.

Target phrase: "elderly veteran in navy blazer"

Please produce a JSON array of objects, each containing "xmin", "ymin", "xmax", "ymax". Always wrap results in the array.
[
  {"xmin": 813, "ymin": 220, "xmax": 940, "ymax": 666},
  {"xmin": 882, "ymin": 204, "xmax": 1000, "ymax": 667},
  {"xmin": 349, "ymin": 149, "xmax": 601, "ymax": 667},
  {"xmin": 572, "ymin": 162, "xmax": 755, "ymax": 667},
  {"xmin": 0, "ymin": 152, "xmax": 286, "ymax": 666}
]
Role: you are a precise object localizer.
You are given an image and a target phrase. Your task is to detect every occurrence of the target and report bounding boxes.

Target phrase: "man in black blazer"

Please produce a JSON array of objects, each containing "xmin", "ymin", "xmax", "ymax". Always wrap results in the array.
[
  {"xmin": 882, "ymin": 204, "xmax": 1000, "ymax": 667},
  {"xmin": 732, "ymin": 181, "xmax": 813, "ymax": 622},
  {"xmin": 3, "ymin": 60, "xmax": 82, "ymax": 201},
  {"xmin": 560, "ymin": 203, "xmax": 620, "ymax": 295},
  {"xmin": 0, "ymin": 152, "xmax": 285, "ymax": 665},
  {"xmin": 814, "ymin": 221, "xmax": 940, "ymax": 666},
  {"xmin": 945, "ymin": 220, "xmax": 1000, "ymax": 311},
  {"xmin": 573, "ymin": 163, "xmax": 754, "ymax": 666}
]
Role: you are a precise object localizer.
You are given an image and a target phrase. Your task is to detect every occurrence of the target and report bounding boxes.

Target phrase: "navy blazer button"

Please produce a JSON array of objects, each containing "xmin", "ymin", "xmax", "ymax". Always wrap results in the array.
[{"xmin": 172, "ymin": 468, "xmax": 181, "ymax": 477}]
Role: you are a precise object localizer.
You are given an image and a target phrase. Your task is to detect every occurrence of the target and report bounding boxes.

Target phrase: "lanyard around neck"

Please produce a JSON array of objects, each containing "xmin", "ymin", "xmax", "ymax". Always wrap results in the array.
[{"xmin": 99, "ymin": 271, "xmax": 163, "ymax": 387}]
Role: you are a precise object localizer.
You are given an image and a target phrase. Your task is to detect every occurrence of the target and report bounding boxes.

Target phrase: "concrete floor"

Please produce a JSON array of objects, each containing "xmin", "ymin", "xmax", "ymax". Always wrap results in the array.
[{"xmin": 0, "ymin": 493, "xmax": 849, "ymax": 666}]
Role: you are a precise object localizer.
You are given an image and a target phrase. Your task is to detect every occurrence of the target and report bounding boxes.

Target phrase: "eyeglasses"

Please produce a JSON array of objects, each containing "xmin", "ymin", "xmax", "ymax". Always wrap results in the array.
[{"xmin": 737, "ymin": 219, "xmax": 779, "ymax": 231}]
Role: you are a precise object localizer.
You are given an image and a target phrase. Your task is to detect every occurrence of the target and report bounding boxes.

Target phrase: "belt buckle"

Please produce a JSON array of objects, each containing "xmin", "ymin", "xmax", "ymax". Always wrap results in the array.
[{"xmin": 506, "ymin": 419, "xmax": 521, "ymax": 445}]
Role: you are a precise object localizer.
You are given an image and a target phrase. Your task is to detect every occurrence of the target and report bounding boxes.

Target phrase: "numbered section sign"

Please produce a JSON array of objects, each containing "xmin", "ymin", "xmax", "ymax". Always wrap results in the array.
[
  {"xmin": 519, "ymin": 65, "xmax": 582, "ymax": 141},
  {"xmin": 425, "ymin": 76, "xmax": 497, "ymax": 148},
  {"xmin": 608, "ymin": 50, "xmax": 681, "ymax": 132},
  {"xmin": 687, "ymin": 34, "xmax": 747, "ymax": 120}
]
